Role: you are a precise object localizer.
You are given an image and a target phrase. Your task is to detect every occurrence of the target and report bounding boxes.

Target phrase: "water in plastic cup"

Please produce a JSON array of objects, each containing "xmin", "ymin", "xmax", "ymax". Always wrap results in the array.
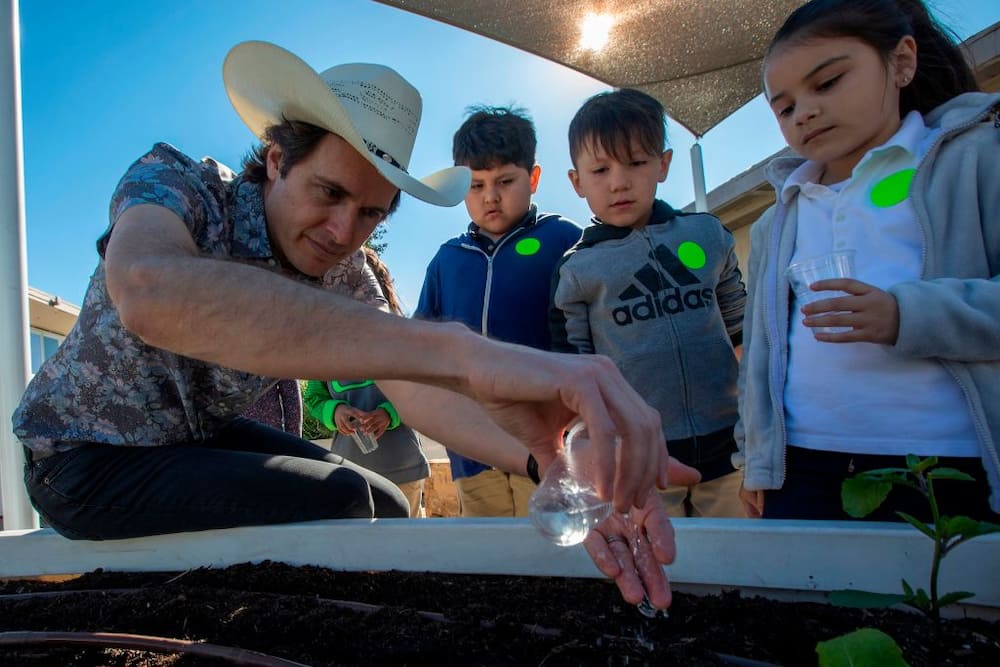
[{"xmin": 785, "ymin": 250, "xmax": 855, "ymax": 334}]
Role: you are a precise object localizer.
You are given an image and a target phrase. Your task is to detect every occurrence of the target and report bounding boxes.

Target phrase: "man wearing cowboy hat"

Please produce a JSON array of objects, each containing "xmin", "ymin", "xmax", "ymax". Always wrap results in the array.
[{"xmin": 13, "ymin": 41, "xmax": 697, "ymax": 610}]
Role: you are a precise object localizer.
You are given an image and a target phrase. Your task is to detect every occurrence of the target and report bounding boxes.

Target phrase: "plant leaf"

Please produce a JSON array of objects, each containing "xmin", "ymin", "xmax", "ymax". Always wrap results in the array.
[
  {"xmin": 907, "ymin": 454, "xmax": 937, "ymax": 473},
  {"xmin": 896, "ymin": 512, "xmax": 936, "ymax": 539},
  {"xmin": 910, "ymin": 588, "xmax": 931, "ymax": 612},
  {"xmin": 938, "ymin": 591, "xmax": 975, "ymax": 607},
  {"xmin": 927, "ymin": 467, "xmax": 975, "ymax": 482},
  {"xmin": 901, "ymin": 579, "xmax": 914, "ymax": 597},
  {"xmin": 817, "ymin": 628, "xmax": 909, "ymax": 667},
  {"xmin": 856, "ymin": 468, "xmax": 909, "ymax": 482},
  {"xmin": 842, "ymin": 477, "xmax": 892, "ymax": 517},
  {"xmin": 829, "ymin": 589, "xmax": 907, "ymax": 608},
  {"xmin": 938, "ymin": 516, "xmax": 1000, "ymax": 543}
]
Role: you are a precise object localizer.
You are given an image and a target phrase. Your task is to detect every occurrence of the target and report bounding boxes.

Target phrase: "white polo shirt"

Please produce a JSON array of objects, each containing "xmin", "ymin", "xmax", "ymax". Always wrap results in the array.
[{"xmin": 781, "ymin": 111, "xmax": 978, "ymax": 457}]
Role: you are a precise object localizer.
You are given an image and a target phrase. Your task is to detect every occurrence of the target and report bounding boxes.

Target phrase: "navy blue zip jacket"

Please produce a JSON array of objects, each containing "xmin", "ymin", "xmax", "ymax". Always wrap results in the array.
[{"xmin": 415, "ymin": 204, "xmax": 581, "ymax": 480}]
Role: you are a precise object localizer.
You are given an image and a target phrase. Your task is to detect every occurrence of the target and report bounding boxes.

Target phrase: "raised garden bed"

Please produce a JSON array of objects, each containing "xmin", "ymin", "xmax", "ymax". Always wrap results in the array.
[{"xmin": 1, "ymin": 561, "xmax": 999, "ymax": 666}]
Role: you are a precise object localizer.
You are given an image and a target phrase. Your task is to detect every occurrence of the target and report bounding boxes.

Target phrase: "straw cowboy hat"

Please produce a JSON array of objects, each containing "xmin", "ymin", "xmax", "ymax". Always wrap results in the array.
[{"xmin": 223, "ymin": 40, "xmax": 470, "ymax": 207}]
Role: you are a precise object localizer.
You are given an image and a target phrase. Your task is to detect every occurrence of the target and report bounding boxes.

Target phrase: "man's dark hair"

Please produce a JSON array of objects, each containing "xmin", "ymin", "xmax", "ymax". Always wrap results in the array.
[
  {"xmin": 452, "ymin": 105, "xmax": 537, "ymax": 171},
  {"xmin": 242, "ymin": 119, "xmax": 401, "ymax": 215},
  {"xmin": 568, "ymin": 88, "xmax": 667, "ymax": 167}
]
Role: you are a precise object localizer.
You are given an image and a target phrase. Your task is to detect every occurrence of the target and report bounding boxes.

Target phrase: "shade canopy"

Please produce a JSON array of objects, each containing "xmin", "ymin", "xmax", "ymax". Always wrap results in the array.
[{"xmin": 376, "ymin": 0, "xmax": 806, "ymax": 137}]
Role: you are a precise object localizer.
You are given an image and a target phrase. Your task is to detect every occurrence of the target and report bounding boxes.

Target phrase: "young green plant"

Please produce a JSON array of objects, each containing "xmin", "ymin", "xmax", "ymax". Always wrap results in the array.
[{"xmin": 817, "ymin": 455, "xmax": 1000, "ymax": 667}]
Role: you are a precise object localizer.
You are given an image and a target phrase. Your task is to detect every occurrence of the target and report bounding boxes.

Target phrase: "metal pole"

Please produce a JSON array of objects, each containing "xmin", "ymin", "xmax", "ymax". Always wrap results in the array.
[
  {"xmin": 0, "ymin": 0, "xmax": 39, "ymax": 530},
  {"xmin": 690, "ymin": 140, "xmax": 708, "ymax": 213}
]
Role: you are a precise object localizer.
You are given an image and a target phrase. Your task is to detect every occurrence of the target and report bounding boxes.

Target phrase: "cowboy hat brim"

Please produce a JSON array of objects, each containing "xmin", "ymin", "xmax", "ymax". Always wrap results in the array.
[{"xmin": 223, "ymin": 41, "xmax": 469, "ymax": 207}]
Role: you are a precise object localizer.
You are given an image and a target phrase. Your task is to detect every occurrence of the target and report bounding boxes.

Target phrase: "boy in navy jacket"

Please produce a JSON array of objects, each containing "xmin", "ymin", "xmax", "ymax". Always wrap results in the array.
[{"xmin": 415, "ymin": 106, "xmax": 581, "ymax": 517}]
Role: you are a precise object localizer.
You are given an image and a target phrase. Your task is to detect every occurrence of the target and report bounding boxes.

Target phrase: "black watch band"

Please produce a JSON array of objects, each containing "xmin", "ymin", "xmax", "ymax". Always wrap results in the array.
[{"xmin": 526, "ymin": 453, "xmax": 541, "ymax": 484}]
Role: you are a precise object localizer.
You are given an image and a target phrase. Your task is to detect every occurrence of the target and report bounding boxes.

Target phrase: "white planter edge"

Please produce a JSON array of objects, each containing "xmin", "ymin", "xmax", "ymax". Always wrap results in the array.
[{"xmin": 1, "ymin": 518, "xmax": 997, "ymax": 617}]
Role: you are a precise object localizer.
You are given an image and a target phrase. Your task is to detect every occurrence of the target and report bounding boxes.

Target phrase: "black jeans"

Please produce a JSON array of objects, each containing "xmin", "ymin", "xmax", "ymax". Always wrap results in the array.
[
  {"xmin": 763, "ymin": 445, "xmax": 995, "ymax": 522},
  {"xmin": 23, "ymin": 418, "xmax": 409, "ymax": 540}
]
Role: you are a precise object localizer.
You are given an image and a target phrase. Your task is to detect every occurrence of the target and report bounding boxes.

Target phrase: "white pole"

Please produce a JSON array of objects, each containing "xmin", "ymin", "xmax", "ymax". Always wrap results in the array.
[
  {"xmin": 690, "ymin": 140, "xmax": 708, "ymax": 213},
  {"xmin": 0, "ymin": 0, "xmax": 38, "ymax": 530}
]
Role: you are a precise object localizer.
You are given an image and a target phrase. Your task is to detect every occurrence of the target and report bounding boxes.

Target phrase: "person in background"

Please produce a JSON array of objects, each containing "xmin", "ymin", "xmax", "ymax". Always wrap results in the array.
[
  {"xmin": 243, "ymin": 379, "xmax": 303, "ymax": 436},
  {"xmin": 737, "ymin": 0, "xmax": 998, "ymax": 520},
  {"xmin": 304, "ymin": 247, "xmax": 430, "ymax": 518},
  {"xmin": 415, "ymin": 105, "xmax": 582, "ymax": 517},
  {"xmin": 550, "ymin": 88, "xmax": 747, "ymax": 518}
]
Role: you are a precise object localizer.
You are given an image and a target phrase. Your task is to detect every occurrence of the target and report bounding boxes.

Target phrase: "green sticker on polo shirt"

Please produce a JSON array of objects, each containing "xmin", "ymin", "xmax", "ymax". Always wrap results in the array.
[
  {"xmin": 677, "ymin": 241, "xmax": 706, "ymax": 269},
  {"xmin": 515, "ymin": 237, "xmax": 541, "ymax": 256},
  {"xmin": 870, "ymin": 168, "xmax": 915, "ymax": 208}
]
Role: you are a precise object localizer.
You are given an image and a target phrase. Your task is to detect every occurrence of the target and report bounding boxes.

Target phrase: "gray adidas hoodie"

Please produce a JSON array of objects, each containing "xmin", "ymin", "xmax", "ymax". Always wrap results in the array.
[{"xmin": 550, "ymin": 200, "xmax": 746, "ymax": 471}]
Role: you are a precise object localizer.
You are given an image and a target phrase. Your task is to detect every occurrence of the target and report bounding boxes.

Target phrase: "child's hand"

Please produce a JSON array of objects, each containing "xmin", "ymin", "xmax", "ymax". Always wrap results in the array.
[
  {"xmin": 360, "ymin": 408, "xmax": 391, "ymax": 439},
  {"xmin": 739, "ymin": 483, "xmax": 764, "ymax": 519},
  {"xmin": 801, "ymin": 278, "xmax": 900, "ymax": 345},
  {"xmin": 333, "ymin": 404, "xmax": 367, "ymax": 434}
]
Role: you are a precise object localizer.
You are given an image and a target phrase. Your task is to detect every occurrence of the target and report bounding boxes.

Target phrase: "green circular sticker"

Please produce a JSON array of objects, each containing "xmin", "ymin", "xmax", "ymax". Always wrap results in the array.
[
  {"xmin": 870, "ymin": 168, "xmax": 915, "ymax": 208},
  {"xmin": 677, "ymin": 241, "xmax": 706, "ymax": 269},
  {"xmin": 515, "ymin": 237, "xmax": 541, "ymax": 256}
]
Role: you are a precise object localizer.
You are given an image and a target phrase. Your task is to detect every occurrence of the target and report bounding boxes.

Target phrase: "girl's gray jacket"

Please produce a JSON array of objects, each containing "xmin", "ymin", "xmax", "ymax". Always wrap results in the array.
[{"xmin": 734, "ymin": 92, "xmax": 1000, "ymax": 512}]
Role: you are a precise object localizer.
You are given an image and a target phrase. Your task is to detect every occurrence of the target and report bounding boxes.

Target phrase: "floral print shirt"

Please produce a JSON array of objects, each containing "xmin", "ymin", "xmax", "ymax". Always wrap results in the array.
[{"xmin": 13, "ymin": 143, "xmax": 385, "ymax": 457}]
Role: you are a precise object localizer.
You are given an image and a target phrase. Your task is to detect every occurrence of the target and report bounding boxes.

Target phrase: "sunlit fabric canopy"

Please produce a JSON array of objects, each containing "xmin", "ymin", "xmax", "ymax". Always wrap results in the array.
[{"xmin": 376, "ymin": 0, "xmax": 806, "ymax": 137}]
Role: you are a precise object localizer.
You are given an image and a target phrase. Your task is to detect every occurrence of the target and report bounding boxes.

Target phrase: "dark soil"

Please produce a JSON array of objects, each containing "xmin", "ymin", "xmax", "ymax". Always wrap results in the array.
[{"xmin": 1, "ymin": 561, "xmax": 997, "ymax": 666}]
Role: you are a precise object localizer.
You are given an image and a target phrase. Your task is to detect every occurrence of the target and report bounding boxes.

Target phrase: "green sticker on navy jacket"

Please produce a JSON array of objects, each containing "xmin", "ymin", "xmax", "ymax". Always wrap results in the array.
[
  {"xmin": 870, "ymin": 168, "xmax": 915, "ymax": 208},
  {"xmin": 677, "ymin": 241, "xmax": 706, "ymax": 269},
  {"xmin": 515, "ymin": 237, "xmax": 541, "ymax": 256}
]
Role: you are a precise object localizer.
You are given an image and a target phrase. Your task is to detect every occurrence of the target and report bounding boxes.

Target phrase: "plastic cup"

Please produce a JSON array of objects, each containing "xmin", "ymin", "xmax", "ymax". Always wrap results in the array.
[
  {"xmin": 785, "ymin": 250, "xmax": 855, "ymax": 334},
  {"xmin": 347, "ymin": 416, "xmax": 379, "ymax": 454}
]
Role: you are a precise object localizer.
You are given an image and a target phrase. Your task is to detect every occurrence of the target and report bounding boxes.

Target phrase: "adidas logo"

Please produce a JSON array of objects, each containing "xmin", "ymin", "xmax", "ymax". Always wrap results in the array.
[{"xmin": 612, "ymin": 244, "xmax": 713, "ymax": 326}]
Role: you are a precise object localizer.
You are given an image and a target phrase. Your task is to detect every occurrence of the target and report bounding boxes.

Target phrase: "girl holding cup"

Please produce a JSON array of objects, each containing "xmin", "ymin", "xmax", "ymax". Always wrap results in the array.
[{"xmin": 736, "ymin": 0, "xmax": 999, "ymax": 520}]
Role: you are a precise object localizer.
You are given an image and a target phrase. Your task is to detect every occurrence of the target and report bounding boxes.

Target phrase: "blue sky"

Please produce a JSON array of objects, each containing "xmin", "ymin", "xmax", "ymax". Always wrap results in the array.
[{"xmin": 19, "ymin": 0, "xmax": 1000, "ymax": 313}]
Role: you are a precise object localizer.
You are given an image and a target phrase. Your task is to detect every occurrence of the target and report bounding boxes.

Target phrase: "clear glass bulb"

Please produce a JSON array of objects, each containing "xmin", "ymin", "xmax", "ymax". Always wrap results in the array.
[{"xmin": 529, "ymin": 422, "xmax": 613, "ymax": 546}]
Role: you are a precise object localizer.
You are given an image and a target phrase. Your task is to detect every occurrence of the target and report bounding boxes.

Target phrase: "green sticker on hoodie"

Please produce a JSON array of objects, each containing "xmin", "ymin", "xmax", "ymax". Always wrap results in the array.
[
  {"xmin": 677, "ymin": 241, "xmax": 706, "ymax": 269},
  {"xmin": 515, "ymin": 238, "xmax": 541, "ymax": 256},
  {"xmin": 870, "ymin": 169, "xmax": 915, "ymax": 208}
]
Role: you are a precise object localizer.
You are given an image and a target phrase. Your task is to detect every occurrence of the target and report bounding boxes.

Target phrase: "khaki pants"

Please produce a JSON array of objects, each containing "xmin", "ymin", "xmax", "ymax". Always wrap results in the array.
[
  {"xmin": 397, "ymin": 480, "xmax": 425, "ymax": 518},
  {"xmin": 659, "ymin": 469, "xmax": 744, "ymax": 518},
  {"xmin": 454, "ymin": 469, "xmax": 536, "ymax": 517}
]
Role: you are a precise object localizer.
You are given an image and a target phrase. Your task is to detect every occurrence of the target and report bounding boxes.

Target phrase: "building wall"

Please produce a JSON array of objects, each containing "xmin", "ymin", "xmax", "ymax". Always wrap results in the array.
[{"xmin": 27, "ymin": 286, "xmax": 79, "ymax": 374}]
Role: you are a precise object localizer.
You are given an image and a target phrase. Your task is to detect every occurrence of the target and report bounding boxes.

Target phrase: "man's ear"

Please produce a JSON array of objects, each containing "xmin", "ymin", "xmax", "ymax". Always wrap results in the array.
[
  {"xmin": 567, "ymin": 169, "xmax": 585, "ymax": 198},
  {"xmin": 266, "ymin": 144, "xmax": 285, "ymax": 181},
  {"xmin": 529, "ymin": 164, "xmax": 542, "ymax": 194},
  {"xmin": 659, "ymin": 150, "xmax": 673, "ymax": 183}
]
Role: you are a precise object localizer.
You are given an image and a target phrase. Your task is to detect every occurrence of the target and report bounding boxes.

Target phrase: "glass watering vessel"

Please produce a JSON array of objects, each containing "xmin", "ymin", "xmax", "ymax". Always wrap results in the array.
[{"xmin": 529, "ymin": 422, "xmax": 613, "ymax": 546}]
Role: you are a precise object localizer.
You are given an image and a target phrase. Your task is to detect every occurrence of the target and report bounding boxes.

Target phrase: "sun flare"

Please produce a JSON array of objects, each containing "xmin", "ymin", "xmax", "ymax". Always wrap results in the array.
[{"xmin": 579, "ymin": 13, "xmax": 614, "ymax": 52}]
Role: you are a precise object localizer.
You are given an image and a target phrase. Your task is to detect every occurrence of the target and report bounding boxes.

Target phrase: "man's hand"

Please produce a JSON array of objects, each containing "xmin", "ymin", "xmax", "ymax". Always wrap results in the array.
[
  {"xmin": 583, "ymin": 460, "xmax": 699, "ymax": 609},
  {"xmin": 801, "ymin": 278, "xmax": 900, "ymax": 344},
  {"xmin": 473, "ymin": 351, "xmax": 668, "ymax": 513}
]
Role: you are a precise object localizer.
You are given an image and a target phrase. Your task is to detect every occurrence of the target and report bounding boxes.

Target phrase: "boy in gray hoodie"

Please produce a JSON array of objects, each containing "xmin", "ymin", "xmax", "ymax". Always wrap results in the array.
[{"xmin": 550, "ymin": 88, "xmax": 747, "ymax": 517}]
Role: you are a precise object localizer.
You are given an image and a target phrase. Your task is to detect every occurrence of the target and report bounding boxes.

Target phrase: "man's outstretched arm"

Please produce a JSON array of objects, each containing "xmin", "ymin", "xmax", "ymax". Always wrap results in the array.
[{"xmin": 106, "ymin": 204, "xmax": 669, "ymax": 510}]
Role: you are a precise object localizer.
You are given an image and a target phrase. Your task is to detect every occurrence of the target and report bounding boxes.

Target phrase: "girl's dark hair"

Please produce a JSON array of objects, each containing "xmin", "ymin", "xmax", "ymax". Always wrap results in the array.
[
  {"xmin": 363, "ymin": 245, "xmax": 402, "ymax": 315},
  {"xmin": 766, "ymin": 0, "xmax": 979, "ymax": 115},
  {"xmin": 568, "ymin": 88, "xmax": 667, "ymax": 167},
  {"xmin": 242, "ymin": 119, "xmax": 401, "ymax": 214}
]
